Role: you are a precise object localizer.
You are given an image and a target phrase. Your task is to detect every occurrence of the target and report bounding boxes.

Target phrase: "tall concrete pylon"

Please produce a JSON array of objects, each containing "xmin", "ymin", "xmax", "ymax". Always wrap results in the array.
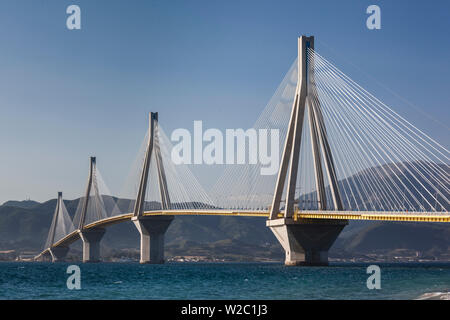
[
  {"xmin": 48, "ymin": 192, "xmax": 62, "ymax": 248},
  {"xmin": 132, "ymin": 112, "xmax": 174, "ymax": 264},
  {"xmin": 267, "ymin": 36, "xmax": 347, "ymax": 266},
  {"xmin": 48, "ymin": 192, "xmax": 69, "ymax": 262},
  {"xmin": 78, "ymin": 156, "xmax": 106, "ymax": 263}
]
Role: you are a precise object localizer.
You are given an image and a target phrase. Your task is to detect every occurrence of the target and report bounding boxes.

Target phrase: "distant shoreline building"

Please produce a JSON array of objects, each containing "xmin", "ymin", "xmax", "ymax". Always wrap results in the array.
[{"xmin": 0, "ymin": 250, "xmax": 17, "ymax": 261}]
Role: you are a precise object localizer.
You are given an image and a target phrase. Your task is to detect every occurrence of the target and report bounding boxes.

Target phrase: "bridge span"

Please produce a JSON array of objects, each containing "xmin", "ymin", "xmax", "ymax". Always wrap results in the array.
[
  {"xmin": 36, "ymin": 208, "xmax": 450, "ymax": 262},
  {"xmin": 36, "ymin": 35, "xmax": 450, "ymax": 266}
]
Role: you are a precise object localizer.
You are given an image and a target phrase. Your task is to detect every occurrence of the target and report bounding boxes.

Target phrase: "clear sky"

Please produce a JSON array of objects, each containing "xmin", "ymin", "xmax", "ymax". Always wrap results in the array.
[{"xmin": 0, "ymin": 0, "xmax": 449, "ymax": 204}]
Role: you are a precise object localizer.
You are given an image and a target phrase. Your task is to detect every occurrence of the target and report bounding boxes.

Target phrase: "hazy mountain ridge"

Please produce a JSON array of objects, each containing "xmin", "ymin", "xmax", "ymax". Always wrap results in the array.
[
  {"xmin": 0, "ymin": 197, "xmax": 448, "ymax": 261},
  {"xmin": 1, "ymin": 200, "xmax": 41, "ymax": 209},
  {"xmin": 297, "ymin": 162, "xmax": 450, "ymax": 212},
  {"xmin": 1, "ymin": 160, "xmax": 448, "ymax": 260}
]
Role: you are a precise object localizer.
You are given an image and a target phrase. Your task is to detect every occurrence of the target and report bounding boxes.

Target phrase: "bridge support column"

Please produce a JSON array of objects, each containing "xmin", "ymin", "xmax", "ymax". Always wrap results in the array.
[
  {"xmin": 132, "ymin": 216, "xmax": 173, "ymax": 264},
  {"xmin": 49, "ymin": 246, "xmax": 69, "ymax": 262},
  {"xmin": 267, "ymin": 218, "xmax": 347, "ymax": 266},
  {"xmin": 79, "ymin": 228, "xmax": 105, "ymax": 263}
]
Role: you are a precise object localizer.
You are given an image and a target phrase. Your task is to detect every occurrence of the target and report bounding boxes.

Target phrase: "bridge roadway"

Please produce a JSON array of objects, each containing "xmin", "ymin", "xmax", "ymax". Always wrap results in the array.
[{"xmin": 35, "ymin": 209, "xmax": 449, "ymax": 260}]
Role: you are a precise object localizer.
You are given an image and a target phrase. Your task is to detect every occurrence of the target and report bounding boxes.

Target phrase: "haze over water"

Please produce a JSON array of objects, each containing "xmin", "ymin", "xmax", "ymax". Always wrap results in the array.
[{"xmin": 0, "ymin": 262, "xmax": 448, "ymax": 299}]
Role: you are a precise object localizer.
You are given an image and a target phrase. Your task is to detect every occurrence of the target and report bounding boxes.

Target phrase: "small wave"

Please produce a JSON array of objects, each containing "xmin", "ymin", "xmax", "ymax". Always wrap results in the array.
[{"xmin": 415, "ymin": 292, "xmax": 450, "ymax": 300}]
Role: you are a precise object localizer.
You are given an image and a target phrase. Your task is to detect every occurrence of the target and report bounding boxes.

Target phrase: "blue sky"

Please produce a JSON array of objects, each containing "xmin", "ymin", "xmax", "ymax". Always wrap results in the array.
[{"xmin": 0, "ymin": 0, "xmax": 449, "ymax": 203}]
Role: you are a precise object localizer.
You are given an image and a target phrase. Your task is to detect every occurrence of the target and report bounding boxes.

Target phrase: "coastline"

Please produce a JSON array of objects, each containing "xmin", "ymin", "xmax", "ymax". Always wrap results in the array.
[{"xmin": 416, "ymin": 292, "xmax": 450, "ymax": 300}]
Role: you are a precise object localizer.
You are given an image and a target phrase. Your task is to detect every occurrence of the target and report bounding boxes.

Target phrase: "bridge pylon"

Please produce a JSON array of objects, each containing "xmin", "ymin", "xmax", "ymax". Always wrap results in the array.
[
  {"xmin": 131, "ymin": 112, "xmax": 174, "ymax": 264},
  {"xmin": 46, "ymin": 192, "xmax": 70, "ymax": 262},
  {"xmin": 78, "ymin": 156, "xmax": 106, "ymax": 263},
  {"xmin": 267, "ymin": 36, "xmax": 347, "ymax": 266}
]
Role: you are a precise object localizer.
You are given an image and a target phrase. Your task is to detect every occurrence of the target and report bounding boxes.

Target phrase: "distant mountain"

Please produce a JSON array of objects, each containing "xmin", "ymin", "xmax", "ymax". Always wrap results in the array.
[
  {"xmin": 1, "ymin": 200, "xmax": 40, "ymax": 209},
  {"xmin": 0, "ymin": 199, "xmax": 58, "ymax": 251},
  {"xmin": 0, "ymin": 196, "xmax": 448, "ymax": 261},
  {"xmin": 297, "ymin": 162, "xmax": 449, "ymax": 212},
  {"xmin": 334, "ymin": 221, "xmax": 449, "ymax": 256},
  {"xmin": 0, "ymin": 161, "xmax": 448, "ymax": 261},
  {"xmin": 0, "ymin": 197, "xmax": 284, "ymax": 260}
]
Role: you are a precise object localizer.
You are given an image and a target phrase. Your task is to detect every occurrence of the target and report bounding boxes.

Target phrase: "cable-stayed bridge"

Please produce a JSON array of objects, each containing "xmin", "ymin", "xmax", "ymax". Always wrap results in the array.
[{"xmin": 35, "ymin": 36, "xmax": 450, "ymax": 266}]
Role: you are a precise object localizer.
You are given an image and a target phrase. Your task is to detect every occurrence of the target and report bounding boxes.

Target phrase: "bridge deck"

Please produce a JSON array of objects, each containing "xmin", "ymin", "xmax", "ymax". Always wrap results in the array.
[
  {"xmin": 141, "ymin": 209, "xmax": 450, "ymax": 223},
  {"xmin": 35, "ymin": 209, "xmax": 449, "ymax": 259}
]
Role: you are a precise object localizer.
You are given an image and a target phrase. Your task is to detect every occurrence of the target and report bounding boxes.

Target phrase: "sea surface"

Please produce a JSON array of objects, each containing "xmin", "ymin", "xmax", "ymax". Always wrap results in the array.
[{"xmin": 0, "ymin": 262, "xmax": 449, "ymax": 300}]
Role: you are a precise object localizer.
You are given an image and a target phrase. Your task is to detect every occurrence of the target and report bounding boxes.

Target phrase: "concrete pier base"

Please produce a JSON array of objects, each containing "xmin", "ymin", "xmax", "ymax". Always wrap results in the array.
[
  {"xmin": 267, "ymin": 218, "xmax": 347, "ymax": 266},
  {"xmin": 132, "ymin": 216, "xmax": 174, "ymax": 264},
  {"xmin": 79, "ymin": 228, "xmax": 105, "ymax": 263},
  {"xmin": 49, "ymin": 246, "xmax": 69, "ymax": 262},
  {"xmin": 38, "ymin": 251, "xmax": 52, "ymax": 262}
]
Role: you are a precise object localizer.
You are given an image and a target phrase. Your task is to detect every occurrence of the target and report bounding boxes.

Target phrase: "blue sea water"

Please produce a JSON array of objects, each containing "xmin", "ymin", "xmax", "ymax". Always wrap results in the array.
[{"xmin": 0, "ymin": 262, "xmax": 448, "ymax": 300}]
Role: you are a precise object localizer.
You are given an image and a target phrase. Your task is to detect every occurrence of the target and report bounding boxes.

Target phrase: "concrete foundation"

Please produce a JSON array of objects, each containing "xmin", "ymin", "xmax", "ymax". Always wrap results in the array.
[
  {"xmin": 49, "ymin": 246, "xmax": 69, "ymax": 262},
  {"xmin": 132, "ymin": 216, "xmax": 174, "ymax": 264},
  {"xmin": 79, "ymin": 228, "xmax": 105, "ymax": 263},
  {"xmin": 38, "ymin": 251, "xmax": 52, "ymax": 262},
  {"xmin": 267, "ymin": 218, "xmax": 347, "ymax": 266}
]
